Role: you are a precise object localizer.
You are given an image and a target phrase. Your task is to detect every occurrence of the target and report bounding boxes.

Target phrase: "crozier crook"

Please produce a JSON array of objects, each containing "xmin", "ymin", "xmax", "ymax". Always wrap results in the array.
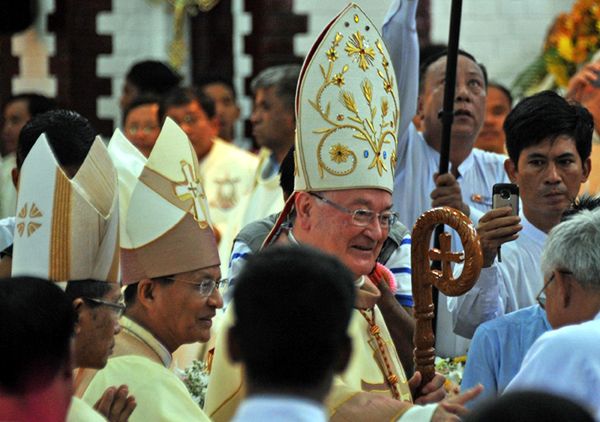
[{"xmin": 411, "ymin": 206, "xmax": 483, "ymax": 385}]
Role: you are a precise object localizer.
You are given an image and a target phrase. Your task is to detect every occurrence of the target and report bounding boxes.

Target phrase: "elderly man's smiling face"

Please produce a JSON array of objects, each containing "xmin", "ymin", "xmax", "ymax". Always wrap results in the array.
[{"xmin": 295, "ymin": 189, "xmax": 391, "ymax": 278}]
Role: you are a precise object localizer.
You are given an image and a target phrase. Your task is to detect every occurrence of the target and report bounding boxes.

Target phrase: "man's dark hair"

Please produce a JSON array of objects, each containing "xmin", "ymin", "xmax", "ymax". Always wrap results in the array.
[
  {"xmin": 0, "ymin": 277, "xmax": 75, "ymax": 394},
  {"xmin": 16, "ymin": 109, "xmax": 97, "ymax": 170},
  {"xmin": 158, "ymin": 86, "xmax": 216, "ymax": 122},
  {"xmin": 250, "ymin": 65, "xmax": 301, "ymax": 113},
  {"xmin": 125, "ymin": 60, "xmax": 182, "ymax": 96},
  {"xmin": 232, "ymin": 245, "xmax": 355, "ymax": 390},
  {"xmin": 2, "ymin": 93, "xmax": 58, "ymax": 115},
  {"xmin": 121, "ymin": 94, "xmax": 160, "ymax": 127},
  {"xmin": 504, "ymin": 90, "xmax": 593, "ymax": 166},
  {"xmin": 279, "ymin": 146, "xmax": 295, "ymax": 198},
  {"xmin": 464, "ymin": 391, "xmax": 595, "ymax": 422},
  {"xmin": 418, "ymin": 49, "xmax": 488, "ymax": 94},
  {"xmin": 488, "ymin": 81, "xmax": 513, "ymax": 107},
  {"xmin": 196, "ymin": 75, "xmax": 237, "ymax": 100},
  {"xmin": 561, "ymin": 194, "xmax": 600, "ymax": 222},
  {"xmin": 65, "ymin": 279, "xmax": 113, "ymax": 310}
]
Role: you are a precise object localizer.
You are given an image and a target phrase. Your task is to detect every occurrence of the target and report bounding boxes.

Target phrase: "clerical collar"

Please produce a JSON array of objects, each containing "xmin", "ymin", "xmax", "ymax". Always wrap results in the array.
[
  {"xmin": 288, "ymin": 229, "xmax": 300, "ymax": 245},
  {"xmin": 120, "ymin": 316, "xmax": 172, "ymax": 367}
]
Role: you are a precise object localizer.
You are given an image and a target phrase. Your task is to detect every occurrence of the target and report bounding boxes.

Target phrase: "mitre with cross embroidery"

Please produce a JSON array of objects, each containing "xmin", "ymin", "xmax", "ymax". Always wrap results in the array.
[
  {"xmin": 294, "ymin": 2, "xmax": 399, "ymax": 193},
  {"xmin": 12, "ymin": 134, "xmax": 120, "ymax": 285},
  {"xmin": 109, "ymin": 118, "xmax": 219, "ymax": 284}
]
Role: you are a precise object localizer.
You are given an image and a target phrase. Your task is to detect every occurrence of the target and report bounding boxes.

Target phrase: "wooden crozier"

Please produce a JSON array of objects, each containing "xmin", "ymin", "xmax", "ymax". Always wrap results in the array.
[{"xmin": 411, "ymin": 206, "xmax": 483, "ymax": 385}]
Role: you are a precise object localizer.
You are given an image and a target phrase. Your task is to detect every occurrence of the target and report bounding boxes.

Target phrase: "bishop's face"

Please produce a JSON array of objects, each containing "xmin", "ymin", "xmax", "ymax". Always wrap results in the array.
[
  {"xmin": 299, "ymin": 189, "xmax": 391, "ymax": 279},
  {"xmin": 152, "ymin": 265, "xmax": 223, "ymax": 350}
]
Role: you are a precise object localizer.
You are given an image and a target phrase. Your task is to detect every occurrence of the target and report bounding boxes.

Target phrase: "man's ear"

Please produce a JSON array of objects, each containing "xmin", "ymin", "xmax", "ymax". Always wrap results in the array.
[
  {"xmin": 11, "ymin": 167, "xmax": 19, "ymax": 190},
  {"xmin": 416, "ymin": 95, "xmax": 425, "ymax": 120},
  {"xmin": 294, "ymin": 192, "xmax": 313, "ymax": 231},
  {"xmin": 72, "ymin": 298, "xmax": 85, "ymax": 334},
  {"xmin": 556, "ymin": 272, "xmax": 572, "ymax": 309},
  {"xmin": 137, "ymin": 279, "xmax": 155, "ymax": 309},
  {"xmin": 227, "ymin": 326, "xmax": 242, "ymax": 363},
  {"xmin": 334, "ymin": 335, "xmax": 352, "ymax": 374},
  {"xmin": 504, "ymin": 158, "xmax": 518, "ymax": 183},
  {"xmin": 581, "ymin": 157, "xmax": 592, "ymax": 182}
]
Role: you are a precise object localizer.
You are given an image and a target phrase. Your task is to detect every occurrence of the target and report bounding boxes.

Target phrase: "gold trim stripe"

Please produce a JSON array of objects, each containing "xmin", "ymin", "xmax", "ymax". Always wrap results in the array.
[{"xmin": 49, "ymin": 170, "xmax": 71, "ymax": 281}]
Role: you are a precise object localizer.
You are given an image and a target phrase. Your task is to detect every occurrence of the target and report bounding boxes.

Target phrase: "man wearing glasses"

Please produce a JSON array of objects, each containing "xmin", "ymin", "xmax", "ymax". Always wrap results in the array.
[
  {"xmin": 77, "ymin": 119, "xmax": 222, "ymax": 421},
  {"xmin": 205, "ymin": 5, "xmax": 484, "ymax": 422},
  {"xmin": 506, "ymin": 207, "xmax": 600, "ymax": 420},
  {"xmin": 461, "ymin": 196, "xmax": 600, "ymax": 408},
  {"xmin": 10, "ymin": 110, "xmax": 135, "ymax": 421}
]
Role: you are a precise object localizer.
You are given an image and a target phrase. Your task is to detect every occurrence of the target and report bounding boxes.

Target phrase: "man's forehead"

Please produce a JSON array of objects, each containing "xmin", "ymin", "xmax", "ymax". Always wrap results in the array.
[
  {"xmin": 326, "ymin": 188, "xmax": 392, "ymax": 207},
  {"xmin": 427, "ymin": 54, "xmax": 484, "ymax": 79},
  {"xmin": 522, "ymin": 135, "xmax": 579, "ymax": 157}
]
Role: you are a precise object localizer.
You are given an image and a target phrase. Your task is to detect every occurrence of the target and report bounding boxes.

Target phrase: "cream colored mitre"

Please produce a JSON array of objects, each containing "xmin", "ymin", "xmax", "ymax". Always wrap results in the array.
[
  {"xmin": 12, "ymin": 135, "xmax": 119, "ymax": 285},
  {"xmin": 294, "ymin": 3, "xmax": 399, "ymax": 193},
  {"xmin": 110, "ymin": 118, "xmax": 219, "ymax": 285}
]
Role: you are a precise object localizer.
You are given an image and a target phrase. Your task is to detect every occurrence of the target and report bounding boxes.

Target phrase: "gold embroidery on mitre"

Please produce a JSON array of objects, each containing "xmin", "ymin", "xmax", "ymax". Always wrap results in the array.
[
  {"xmin": 174, "ymin": 160, "xmax": 209, "ymax": 229},
  {"xmin": 16, "ymin": 203, "xmax": 44, "ymax": 237},
  {"xmin": 309, "ymin": 28, "xmax": 398, "ymax": 179}
]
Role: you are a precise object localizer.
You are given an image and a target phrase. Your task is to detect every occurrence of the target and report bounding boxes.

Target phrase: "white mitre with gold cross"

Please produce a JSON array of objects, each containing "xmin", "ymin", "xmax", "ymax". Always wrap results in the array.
[
  {"xmin": 12, "ymin": 135, "xmax": 120, "ymax": 285},
  {"xmin": 109, "ymin": 118, "xmax": 219, "ymax": 285},
  {"xmin": 294, "ymin": 3, "xmax": 399, "ymax": 193}
]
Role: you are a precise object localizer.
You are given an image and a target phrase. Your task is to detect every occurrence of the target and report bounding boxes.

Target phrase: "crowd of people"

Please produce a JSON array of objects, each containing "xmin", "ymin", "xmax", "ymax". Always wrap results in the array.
[{"xmin": 1, "ymin": 1, "xmax": 600, "ymax": 421}]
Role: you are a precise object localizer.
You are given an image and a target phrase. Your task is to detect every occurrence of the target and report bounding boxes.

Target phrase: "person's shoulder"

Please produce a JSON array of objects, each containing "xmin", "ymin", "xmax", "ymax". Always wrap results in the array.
[
  {"xmin": 214, "ymin": 138, "xmax": 259, "ymax": 164},
  {"xmin": 541, "ymin": 317, "xmax": 600, "ymax": 347},
  {"xmin": 473, "ymin": 148, "xmax": 507, "ymax": 166}
]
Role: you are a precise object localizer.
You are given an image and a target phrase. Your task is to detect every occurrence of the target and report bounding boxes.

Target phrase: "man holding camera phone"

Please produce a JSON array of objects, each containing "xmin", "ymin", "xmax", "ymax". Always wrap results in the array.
[{"xmin": 450, "ymin": 90, "xmax": 593, "ymax": 339}]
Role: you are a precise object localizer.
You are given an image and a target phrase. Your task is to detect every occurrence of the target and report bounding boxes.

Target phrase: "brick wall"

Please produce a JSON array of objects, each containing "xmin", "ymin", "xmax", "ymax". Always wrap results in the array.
[{"xmin": 4, "ymin": 0, "xmax": 578, "ymax": 130}]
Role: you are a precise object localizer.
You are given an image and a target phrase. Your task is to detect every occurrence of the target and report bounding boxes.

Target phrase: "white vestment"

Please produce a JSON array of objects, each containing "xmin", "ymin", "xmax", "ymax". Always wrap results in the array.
[{"xmin": 199, "ymin": 138, "xmax": 258, "ymax": 277}]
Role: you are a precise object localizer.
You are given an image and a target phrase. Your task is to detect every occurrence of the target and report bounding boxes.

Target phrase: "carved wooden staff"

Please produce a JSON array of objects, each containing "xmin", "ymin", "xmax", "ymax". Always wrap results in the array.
[{"xmin": 411, "ymin": 206, "xmax": 483, "ymax": 385}]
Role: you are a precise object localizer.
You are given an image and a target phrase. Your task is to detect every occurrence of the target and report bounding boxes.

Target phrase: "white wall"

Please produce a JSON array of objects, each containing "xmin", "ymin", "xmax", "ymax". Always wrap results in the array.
[{"xmin": 430, "ymin": 0, "xmax": 574, "ymax": 86}]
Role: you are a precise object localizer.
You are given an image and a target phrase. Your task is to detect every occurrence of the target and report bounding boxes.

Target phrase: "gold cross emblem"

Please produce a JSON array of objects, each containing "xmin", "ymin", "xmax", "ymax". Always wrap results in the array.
[
  {"xmin": 174, "ymin": 160, "xmax": 209, "ymax": 229},
  {"xmin": 16, "ymin": 202, "xmax": 43, "ymax": 237}
]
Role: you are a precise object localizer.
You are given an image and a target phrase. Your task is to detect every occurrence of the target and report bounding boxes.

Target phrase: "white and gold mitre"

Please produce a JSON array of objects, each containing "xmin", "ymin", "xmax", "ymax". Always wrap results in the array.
[
  {"xmin": 12, "ymin": 135, "xmax": 120, "ymax": 284},
  {"xmin": 109, "ymin": 118, "xmax": 219, "ymax": 285},
  {"xmin": 294, "ymin": 3, "xmax": 399, "ymax": 193}
]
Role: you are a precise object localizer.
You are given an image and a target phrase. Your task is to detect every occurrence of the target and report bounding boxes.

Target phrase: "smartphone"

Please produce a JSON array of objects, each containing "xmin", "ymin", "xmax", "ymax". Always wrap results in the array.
[{"xmin": 492, "ymin": 183, "xmax": 519, "ymax": 215}]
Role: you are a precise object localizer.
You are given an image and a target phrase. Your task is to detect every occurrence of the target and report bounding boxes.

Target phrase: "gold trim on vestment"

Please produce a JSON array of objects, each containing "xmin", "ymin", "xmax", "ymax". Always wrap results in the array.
[{"xmin": 50, "ymin": 170, "xmax": 71, "ymax": 281}]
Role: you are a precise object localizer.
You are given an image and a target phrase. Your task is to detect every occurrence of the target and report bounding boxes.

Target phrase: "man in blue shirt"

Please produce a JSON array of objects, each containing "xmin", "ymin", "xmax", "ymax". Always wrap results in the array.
[{"xmin": 461, "ymin": 305, "xmax": 550, "ymax": 408}]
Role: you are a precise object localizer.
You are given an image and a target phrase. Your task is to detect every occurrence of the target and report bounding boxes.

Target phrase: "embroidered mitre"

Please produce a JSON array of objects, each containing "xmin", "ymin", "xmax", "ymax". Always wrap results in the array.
[
  {"xmin": 108, "ymin": 118, "xmax": 219, "ymax": 285},
  {"xmin": 12, "ymin": 135, "xmax": 119, "ymax": 284},
  {"xmin": 294, "ymin": 3, "xmax": 399, "ymax": 193}
]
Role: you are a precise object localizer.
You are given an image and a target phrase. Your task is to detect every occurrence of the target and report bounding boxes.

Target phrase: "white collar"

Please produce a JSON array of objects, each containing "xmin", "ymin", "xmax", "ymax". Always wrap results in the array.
[
  {"xmin": 233, "ymin": 395, "xmax": 327, "ymax": 422},
  {"xmin": 120, "ymin": 316, "xmax": 172, "ymax": 367}
]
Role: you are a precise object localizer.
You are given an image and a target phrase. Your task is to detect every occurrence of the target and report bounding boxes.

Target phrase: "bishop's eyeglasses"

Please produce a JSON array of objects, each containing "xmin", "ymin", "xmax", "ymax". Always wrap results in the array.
[
  {"xmin": 84, "ymin": 297, "xmax": 126, "ymax": 317},
  {"xmin": 536, "ymin": 270, "xmax": 572, "ymax": 310},
  {"xmin": 309, "ymin": 192, "xmax": 398, "ymax": 228},
  {"xmin": 166, "ymin": 277, "xmax": 227, "ymax": 297}
]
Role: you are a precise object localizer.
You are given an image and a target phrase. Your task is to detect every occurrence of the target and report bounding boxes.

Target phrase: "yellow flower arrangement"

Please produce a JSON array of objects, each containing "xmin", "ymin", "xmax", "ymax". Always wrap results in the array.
[{"xmin": 513, "ymin": 0, "xmax": 600, "ymax": 96}]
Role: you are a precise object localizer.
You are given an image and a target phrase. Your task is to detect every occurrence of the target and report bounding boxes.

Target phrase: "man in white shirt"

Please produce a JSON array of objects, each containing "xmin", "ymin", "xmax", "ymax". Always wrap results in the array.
[
  {"xmin": 506, "ymin": 208, "xmax": 600, "ymax": 421},
  {"xmin": 383, "ymin": 0, "xmax": 508, "ymax": 358},
  {"xmin": 450, "ymin": 91, "xmax": 593, "ymax": 338},
  {"xmin": 160, "ymin": 87, "xmax": 258, "ymax": 277}
]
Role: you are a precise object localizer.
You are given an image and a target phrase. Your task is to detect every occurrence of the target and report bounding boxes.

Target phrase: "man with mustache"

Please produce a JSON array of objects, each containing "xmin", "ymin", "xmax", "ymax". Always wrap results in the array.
[{"xmin": 450, "ymin": 90, "xmax": 593, "ymax": 339}]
